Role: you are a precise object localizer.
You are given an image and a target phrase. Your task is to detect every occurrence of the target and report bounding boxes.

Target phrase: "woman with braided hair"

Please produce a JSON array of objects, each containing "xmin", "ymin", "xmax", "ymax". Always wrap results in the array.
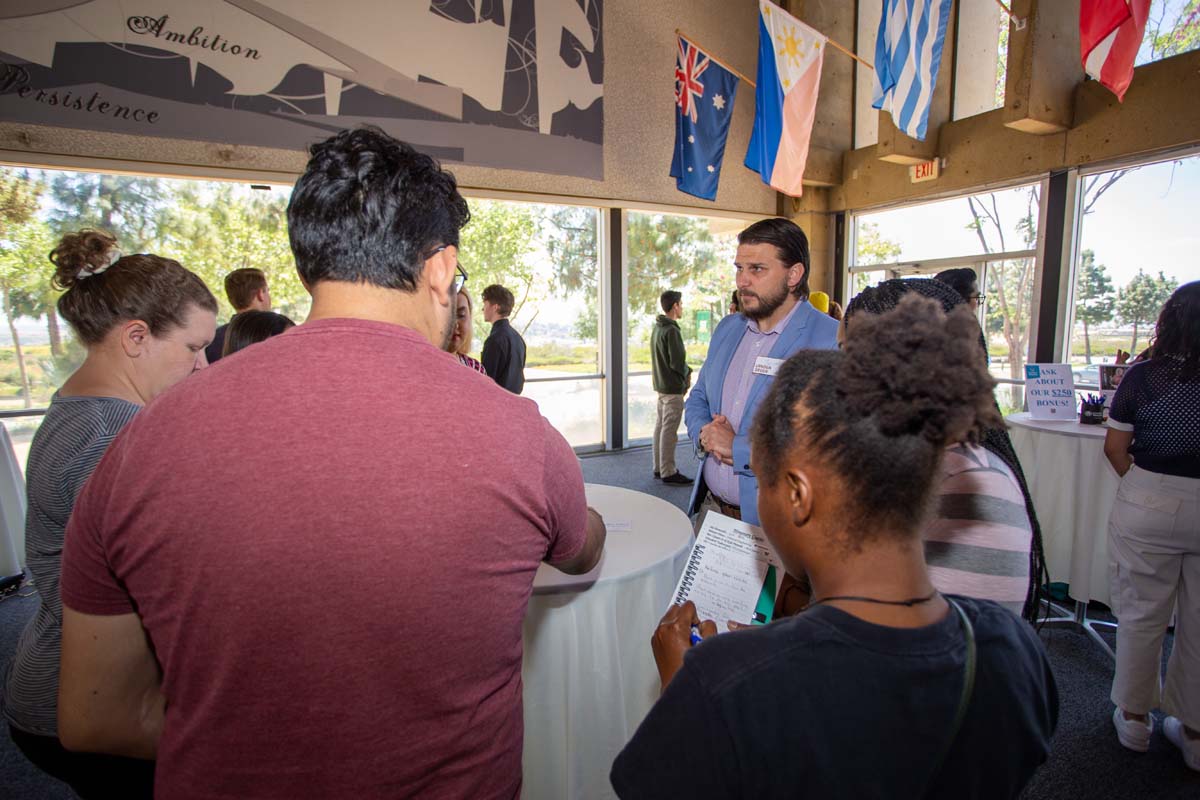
[
  {"xmin": 842, "ymin": 277, "xmax": 1049, "ymax": 623},
  {"xmin": 611, "ymin": 295, "xmax": 1057, "ymax": 799}
]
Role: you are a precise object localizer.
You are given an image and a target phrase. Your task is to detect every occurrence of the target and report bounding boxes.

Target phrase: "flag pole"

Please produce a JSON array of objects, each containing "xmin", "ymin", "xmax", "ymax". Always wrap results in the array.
[
  {"xmin": 675, "ymin": 28, "xmax": 874, "ymax": 77},
  {"xmin": 823, "ymin": 37, "xmax": 874, "ymax": 71},
  {"xmin": 675, "ymin": 29, "xmax": 756, "ymax": 88}
]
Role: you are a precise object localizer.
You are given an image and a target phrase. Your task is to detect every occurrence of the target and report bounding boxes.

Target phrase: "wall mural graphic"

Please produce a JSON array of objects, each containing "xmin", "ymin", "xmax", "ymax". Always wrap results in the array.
[{"xmin": 0, "ymin": 0, "xmax": 604, "ymax": 178}]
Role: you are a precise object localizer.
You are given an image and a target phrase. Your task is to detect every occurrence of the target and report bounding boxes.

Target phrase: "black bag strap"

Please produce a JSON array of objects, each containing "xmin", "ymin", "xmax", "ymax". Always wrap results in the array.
[{"xmin": 921, "ymin": 597, "xmax": 977, "ymax": 797}]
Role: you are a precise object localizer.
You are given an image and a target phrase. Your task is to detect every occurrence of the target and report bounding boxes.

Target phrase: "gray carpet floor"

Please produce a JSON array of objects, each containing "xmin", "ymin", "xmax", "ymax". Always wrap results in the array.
[{"xmin": 1, "ymin": 442, "xmax": 1195, "ymax": 798}]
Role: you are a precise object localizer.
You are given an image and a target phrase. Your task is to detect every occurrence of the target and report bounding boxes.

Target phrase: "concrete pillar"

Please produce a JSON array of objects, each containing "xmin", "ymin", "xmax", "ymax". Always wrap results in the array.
[
  {"xmin": 1003, "ymin": 0, "xmax": 1083, "ymax": 134},
  {"xmin": 788, "ymin": 188, "xmax": 834, "ymax": 293},
  {"xmin": 954, "ymin": 0, "xmax": 1005, "ymax": 120},
  {"xmin": 874, "ymin": 0, "xmax": 957, "ymax": 164}
]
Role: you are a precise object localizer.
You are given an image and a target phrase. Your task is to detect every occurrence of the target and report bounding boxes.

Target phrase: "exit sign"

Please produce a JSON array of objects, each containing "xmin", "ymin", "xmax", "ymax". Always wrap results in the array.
[{"xmin": 909, "ymin": 159, "xmax": 940, "ymax": 183}]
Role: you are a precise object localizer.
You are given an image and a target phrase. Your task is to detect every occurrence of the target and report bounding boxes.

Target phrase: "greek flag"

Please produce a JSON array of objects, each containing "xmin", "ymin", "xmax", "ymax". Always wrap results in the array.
[{"xmin": 871, "ymin": 0, "xmax": 953, "ymax": 142}]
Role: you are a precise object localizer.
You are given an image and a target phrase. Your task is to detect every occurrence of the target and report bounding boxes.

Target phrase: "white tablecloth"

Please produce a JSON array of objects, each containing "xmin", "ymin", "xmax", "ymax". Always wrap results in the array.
[
  {"xmin": 522, "ymin": 484, "xmax": 692, "ymax": 800},
  {"xmin": 1006, "ymin": 412, "xmax": 1119, "ymax": 605},
  {"xmin": 0, "ymin": 424, "xmax": 26, "ymax": 579}
]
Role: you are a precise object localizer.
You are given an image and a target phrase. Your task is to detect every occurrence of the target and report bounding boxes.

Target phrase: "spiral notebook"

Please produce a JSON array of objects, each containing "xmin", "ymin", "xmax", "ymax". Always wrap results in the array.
[{"xmin": 670, "ymin": 511, "xmax": 784, "ymax": 629}]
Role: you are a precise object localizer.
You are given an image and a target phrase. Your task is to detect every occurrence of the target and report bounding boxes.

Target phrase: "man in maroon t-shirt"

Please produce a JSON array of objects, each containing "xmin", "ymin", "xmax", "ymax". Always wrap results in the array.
[{"xmin": 56, "ymin": 128, "xmax": 607, "ymax": 800}]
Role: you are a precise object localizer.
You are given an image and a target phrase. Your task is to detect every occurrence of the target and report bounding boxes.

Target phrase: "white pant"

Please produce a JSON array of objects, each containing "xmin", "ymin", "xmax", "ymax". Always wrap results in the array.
[{"xmin": 1108, "ymin": 465, "xmax": 1200, "ymax": 728}]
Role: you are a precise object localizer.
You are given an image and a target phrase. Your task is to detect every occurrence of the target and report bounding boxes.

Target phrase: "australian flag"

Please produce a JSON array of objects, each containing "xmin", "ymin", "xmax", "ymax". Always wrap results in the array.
[{"xmin": 670, "ymin": 37, "xmax": 739, "ymax": 201}]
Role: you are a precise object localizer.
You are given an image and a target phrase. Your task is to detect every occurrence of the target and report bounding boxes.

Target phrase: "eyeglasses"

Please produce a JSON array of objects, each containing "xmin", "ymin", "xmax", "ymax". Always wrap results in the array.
[
  {"xmin": 426, "ymin": 245, "xmax": 467, "ymax": 293},
  {"xmin": 969, "ymin": 293, "xmax": 986, "ymax": 303}
]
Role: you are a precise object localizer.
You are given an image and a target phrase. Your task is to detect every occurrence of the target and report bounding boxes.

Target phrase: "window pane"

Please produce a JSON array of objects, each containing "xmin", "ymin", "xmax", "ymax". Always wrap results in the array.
[
  {"xmin": 624, "ymin": 212, "xmax": 741, "ymax": 444},
  {"xmin": 983, "ymin": 256, "xmax": 1037, "ymax": 387},
  {"xmin": 848, "ymin": 268, "xmax": 889, "ymax": 297},
  {"xmin": 523, "ymin": 379, "xmax": 604, "ymax": 449},
  {"xmin": 459, "ymin": 199, "xmax": 602, "ymax": 447},
  {"xmin": 993, "ymin": 382, "xmax": 1025, "ymax": 417},
  {"xmin": 853, "ymin": 183, "xmax": 1039, "ymax": 264},
  {"xmin": 953, "ymin": 0, "xmax": 1007, "ymax": 119},
  {"xmin": 0, "ymin": 166, "xmax": 306, "ymax": 410},
  {"xmin": 1136, "ymin": 0, "xmax": 1200, "ymax": 66},
  {"xmin": 1, "ymin": 415, "xmax": 43, "ymax": 480},
  {"xmin": 628, "ymin": 373, "xmax": 687, "ymax": 442},
  {"xmin": 1067, "ymin": 155, "xmax": 1200, "ymax": 376}
]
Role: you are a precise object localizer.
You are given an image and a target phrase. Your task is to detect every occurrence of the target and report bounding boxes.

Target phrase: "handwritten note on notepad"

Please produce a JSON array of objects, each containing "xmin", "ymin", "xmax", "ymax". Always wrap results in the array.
[{"xmin": 670, "ymin": 512, "xmax": 783, "ymax": 629}]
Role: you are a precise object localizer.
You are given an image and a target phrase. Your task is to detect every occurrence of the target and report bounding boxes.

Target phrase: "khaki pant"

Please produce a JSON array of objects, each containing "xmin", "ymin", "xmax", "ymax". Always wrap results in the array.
[
  {"xmin": 653, "ymin": 393, "xmax": 685, "ymax": 477},
  {"xmin": 1108, "ymin": 465, "xmax": 1200, "ymax": 729}
]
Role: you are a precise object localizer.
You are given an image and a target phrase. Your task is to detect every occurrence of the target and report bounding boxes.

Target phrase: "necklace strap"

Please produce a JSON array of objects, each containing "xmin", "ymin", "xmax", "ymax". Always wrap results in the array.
[{"xmin": 803, "ymin": 589, "xmax": 938, "ymax": 611}]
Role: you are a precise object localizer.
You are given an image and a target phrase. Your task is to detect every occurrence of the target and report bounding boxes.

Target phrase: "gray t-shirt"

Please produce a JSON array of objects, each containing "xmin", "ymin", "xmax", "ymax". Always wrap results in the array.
[{"xmin": 3, "ymin": 393, "xmax": 139, "ymax": 736}]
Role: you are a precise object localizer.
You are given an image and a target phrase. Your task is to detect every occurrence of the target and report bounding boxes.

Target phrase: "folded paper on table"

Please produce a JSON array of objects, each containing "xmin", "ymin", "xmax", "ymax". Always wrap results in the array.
[{"xmin": 670, "ymin": 511, "xmax": 783, "ymax": 629}]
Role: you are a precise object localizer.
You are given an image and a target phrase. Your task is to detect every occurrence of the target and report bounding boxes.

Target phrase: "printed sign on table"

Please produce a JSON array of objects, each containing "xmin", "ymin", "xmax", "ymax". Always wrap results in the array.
[{"xmin": 1025, "ymin": 364, "xmax": 1077, "ymax": 420}]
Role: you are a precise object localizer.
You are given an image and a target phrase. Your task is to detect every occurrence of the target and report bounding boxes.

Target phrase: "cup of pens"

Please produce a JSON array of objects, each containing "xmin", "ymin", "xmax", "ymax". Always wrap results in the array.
[{"xmin": 1080, "ymin": 393, "xmax": 1105, "ymax": 425}]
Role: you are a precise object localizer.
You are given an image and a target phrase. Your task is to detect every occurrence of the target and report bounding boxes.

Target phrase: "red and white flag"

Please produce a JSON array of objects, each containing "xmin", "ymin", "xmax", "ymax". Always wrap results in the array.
[{"xmin": 1080, "ymin": 0, "xmax": 1151, "ymax": 101}]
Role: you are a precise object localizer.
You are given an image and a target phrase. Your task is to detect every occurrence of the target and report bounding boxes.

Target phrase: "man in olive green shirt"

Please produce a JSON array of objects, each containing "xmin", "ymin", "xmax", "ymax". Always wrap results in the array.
[{"xmin": 651, "ymin": 291, "xmax": 693, "ymax": 485}]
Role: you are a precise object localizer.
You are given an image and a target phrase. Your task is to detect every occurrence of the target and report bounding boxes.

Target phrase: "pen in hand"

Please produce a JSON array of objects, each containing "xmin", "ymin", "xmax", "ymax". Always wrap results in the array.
[{"xmin": 690, "ymin": 625, "xmax": 703, "ymax": 646}]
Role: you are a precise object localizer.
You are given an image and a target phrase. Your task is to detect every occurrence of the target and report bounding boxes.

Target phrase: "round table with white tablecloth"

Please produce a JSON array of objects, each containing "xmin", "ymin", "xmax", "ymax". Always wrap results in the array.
[
  {"xmin": 521, "ymin": 483, "xmax": 692, "ymax": 800},
  {"xmin": 1006, "ymin": 412, "xmax": 1120, "ymax": 606}
]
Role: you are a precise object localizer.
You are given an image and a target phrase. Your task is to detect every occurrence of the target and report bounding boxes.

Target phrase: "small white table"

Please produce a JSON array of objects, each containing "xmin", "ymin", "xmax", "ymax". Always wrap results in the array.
[
  {"xmin": 1007, "ymin": 412, "xmax": 1120, "ymax": 656},
  {"xmin": 521, "ymin": 484, "xmax": 692, "ymax": 800}
]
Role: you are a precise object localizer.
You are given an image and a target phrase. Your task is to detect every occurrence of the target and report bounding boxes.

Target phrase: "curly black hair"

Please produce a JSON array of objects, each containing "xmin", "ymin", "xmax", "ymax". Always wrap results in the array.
[
  {"xmin": 752, "ymin": 294, "xmax": 1000, "ymax": 548},
  {"xmin": 287, "ymin": 126, "xmax": 470, "ymax": 290},
  {"xmin": 1149, "ymin": 281, "xmax": 1200, "ymax": 381},
  {"xmin": 845, "ymin": 277, "xmax": 1050, "ymax": 624}
]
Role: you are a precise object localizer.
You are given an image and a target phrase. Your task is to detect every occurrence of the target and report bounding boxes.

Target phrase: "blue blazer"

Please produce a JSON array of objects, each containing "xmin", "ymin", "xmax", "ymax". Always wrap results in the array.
[{"xmin": 684, "ymin": 301, "xmax": 839, "ymax": 525}]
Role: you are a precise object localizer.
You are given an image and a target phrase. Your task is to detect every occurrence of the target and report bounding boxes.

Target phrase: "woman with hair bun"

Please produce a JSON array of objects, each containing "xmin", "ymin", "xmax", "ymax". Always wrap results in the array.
[
  {"xmin": 612, "ymin": 295, "xmax": 1057, "ymax": 799},
  {"xmin": 3, "ymin": 229, "xmax": 217, "ymax": 797},
  {"xmin": 447, "ymin": 286, "xmax": 486, "ymax": 374},
  {"xmin": 1104, "ymin": 280, "xmax": 1200, "ymax": 769}
]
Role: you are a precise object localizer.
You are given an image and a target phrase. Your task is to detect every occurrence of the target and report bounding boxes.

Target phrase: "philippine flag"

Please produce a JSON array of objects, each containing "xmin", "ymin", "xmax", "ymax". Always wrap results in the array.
[{"xmin": 744, "ymin": 0, "xmax": 826, "ymax": 198}]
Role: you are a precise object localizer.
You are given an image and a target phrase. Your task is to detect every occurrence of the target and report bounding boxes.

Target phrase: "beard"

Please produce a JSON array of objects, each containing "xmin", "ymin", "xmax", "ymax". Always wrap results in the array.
[
  {"xmin": 438, "ymin": 302, "xmax": 457, "ymax": 351},
  {"xmin": 741, "ymin": 280, "xmax": 791, "ymax": 321}
]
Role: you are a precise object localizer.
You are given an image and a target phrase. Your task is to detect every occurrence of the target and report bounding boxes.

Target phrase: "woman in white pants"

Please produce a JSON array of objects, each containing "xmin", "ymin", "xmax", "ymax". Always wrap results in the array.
[{"xmin": 1104, "ymin": 281, "xmax": 1200, "ymax": 771}]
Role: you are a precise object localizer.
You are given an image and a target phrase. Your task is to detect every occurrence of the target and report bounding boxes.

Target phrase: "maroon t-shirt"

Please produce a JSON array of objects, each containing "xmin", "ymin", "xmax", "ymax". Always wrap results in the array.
[{"xmin": 61, "ymin": 318, "xmax": 588, "ymax": 800}]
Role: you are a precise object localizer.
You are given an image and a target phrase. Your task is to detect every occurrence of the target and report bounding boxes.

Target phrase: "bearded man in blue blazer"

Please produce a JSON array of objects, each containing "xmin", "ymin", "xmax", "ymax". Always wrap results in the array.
[{"xmin": 685, "ymin": 217, "xmax": 839, "ymax": 527}]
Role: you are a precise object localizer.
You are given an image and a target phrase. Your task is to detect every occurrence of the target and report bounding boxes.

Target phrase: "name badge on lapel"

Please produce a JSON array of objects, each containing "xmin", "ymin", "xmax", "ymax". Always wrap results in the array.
[{"xmin": 752, "ymin": 356, "xmax": 785, "ymax": 377}]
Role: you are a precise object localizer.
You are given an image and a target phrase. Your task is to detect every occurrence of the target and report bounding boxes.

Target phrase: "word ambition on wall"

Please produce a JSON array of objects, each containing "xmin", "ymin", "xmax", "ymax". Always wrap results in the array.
[{"xmin": 127, "ymin": 15, "xmax": 262, "ymax": 60}]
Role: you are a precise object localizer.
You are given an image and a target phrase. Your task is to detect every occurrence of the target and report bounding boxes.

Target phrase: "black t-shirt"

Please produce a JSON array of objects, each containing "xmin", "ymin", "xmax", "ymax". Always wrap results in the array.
[
  {"xmin": 611, "ymin": 596, "xmax": 1058, "ymax": 800},
  {"xmin": 481, "ymin": 318, "xmax": 527, "ymax": 394}
]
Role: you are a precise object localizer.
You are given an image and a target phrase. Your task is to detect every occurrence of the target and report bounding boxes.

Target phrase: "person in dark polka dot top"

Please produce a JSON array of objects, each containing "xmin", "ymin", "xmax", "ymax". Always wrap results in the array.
[{"xmin": 1103, "ymin": 280, "xmax": 1200, "ymax": 771}]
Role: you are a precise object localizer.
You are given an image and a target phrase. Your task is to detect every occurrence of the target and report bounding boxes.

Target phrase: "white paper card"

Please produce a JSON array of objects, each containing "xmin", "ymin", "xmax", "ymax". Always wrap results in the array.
[
  {"xmin": 1024, "ymin": 363, "xmax": 1077, "ymax": 420},
  {"xmin": 604, "ymin": 519, "xmax": 633, "ymax": 533},
  {"xmin": 670, "ymin": 512, "xmax": 784, "ymax": 630},
  {"xmin": 752, "ymin": 356, "xmax": 785, "ymax": 376}
]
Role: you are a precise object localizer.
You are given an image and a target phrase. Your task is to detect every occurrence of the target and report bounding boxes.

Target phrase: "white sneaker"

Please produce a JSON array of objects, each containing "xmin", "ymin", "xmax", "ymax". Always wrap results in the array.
[
  {"xmin": 1113, "ymin": 707, "xmax": 1152, "ymax": 752},
  {"xmin": 1163, "ymin": 716, "xmax": 1200, "ymax": 771}
]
